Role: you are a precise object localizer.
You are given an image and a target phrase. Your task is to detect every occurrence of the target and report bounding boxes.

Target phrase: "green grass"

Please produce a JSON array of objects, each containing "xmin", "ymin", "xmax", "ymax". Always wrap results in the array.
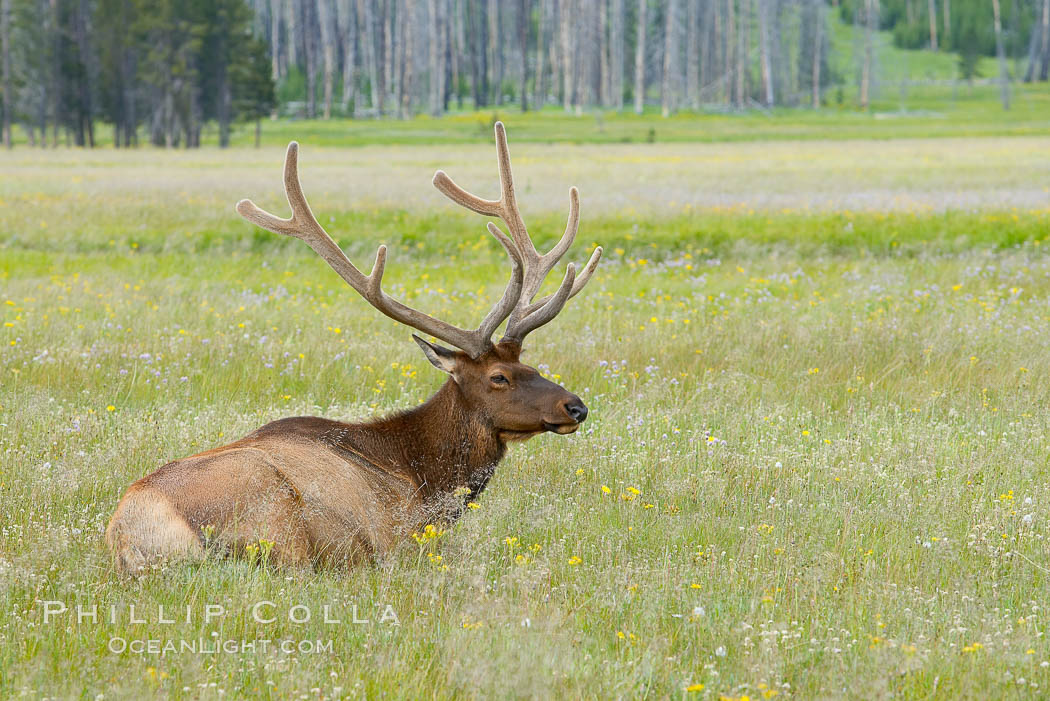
[
  {"xmin": 6, "ymin": 89, "xmax": 1048, "ymax": 150},
  {"xmin": 235, "ymin": 83, "xmax": 1050, "ymax": 147},
  {"xmin": 4, "ymin": 136, "xmax": 1049, "ymax": 254},
  {"xmin": 3, "ymin": 137, "xmax": 1050, "ymax": 698}
]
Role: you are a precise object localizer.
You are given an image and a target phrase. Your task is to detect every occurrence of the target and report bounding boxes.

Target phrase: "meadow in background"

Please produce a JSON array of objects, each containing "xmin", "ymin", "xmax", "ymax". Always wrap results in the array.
[{"xmin": 2, "ymin": 108, "xmax": 1050, "ymax": 698}]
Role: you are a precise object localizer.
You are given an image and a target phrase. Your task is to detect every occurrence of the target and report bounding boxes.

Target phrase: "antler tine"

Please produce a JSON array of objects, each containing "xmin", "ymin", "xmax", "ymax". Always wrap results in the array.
[
  {"xmin": 544, "ymin": 186, "xmax": 580, "ymax": 263},
  {"xmin": 477, "ymin": 223, "xmax": 524, "ymax": 339},
  {"xmin": 502, "ymin": 263, "xmax": 577, "ymax": 343},
  {"xmin": 431, "ymin": 170, "xmax": 502, "ymax": 218},
  {"xmin": 237, "ymin": 142, "xmax": 522, "ymax": 358},
  {"xmin": 432, "ymin": 122, "xmax": 530, "ymax": 249},
  {"xmin": 432, "ymin": 122, "xmax": 603, "ymax": 345},
  {"xmin": 518, "ymin": 245, "xmax": 603, "ymax": 318},
  {"xmin": 237, "ymin": 142, "xmax": 317, "ymax": 239},
  {"xmin": 505, "ymin": 185, "xmax": 581, "ymax": 331},
  {"xmin": 237, "ymin": 143, "xmax": 379, "ymax": 297},
  {"xmin": 491, "ymin": 122, "xmax": 531, "ymax": 253}
]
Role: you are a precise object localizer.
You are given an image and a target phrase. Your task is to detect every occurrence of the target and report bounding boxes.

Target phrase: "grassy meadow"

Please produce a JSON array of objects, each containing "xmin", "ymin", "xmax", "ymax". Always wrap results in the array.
[
  {"xmin": 10, "ymin": 82, "xmax": 1050, "ymax": 150},
  {"xmin": 234, "ymin": 84, "xmax": 1050, "ymax": 147},
  {"xmin": 2, "ymin": 127, "xmax": 1050, "ymax": 699}
]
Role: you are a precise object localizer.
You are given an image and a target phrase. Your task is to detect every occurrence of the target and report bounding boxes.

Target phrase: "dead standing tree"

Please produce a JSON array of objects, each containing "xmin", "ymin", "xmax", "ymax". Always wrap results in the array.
[{"xmin": 633, "ymin": 0, "xmax": 646, "ymax": 113}]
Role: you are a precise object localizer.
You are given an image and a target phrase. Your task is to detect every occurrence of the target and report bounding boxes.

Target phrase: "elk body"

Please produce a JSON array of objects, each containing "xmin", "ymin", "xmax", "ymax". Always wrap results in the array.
[{"xmin": 105, "ymin": 123, "xmax": 602, "ymax": 574}]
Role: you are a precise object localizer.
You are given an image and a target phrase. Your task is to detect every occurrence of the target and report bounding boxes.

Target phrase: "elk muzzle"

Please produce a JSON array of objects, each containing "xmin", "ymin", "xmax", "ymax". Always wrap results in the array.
[
  {"xmin": 562, "ymin": 398, "xmax": 588, "ymax": 423},
  {"xmin": 545, "ymin": 395, "xmax": 588, "ymax": 434}
]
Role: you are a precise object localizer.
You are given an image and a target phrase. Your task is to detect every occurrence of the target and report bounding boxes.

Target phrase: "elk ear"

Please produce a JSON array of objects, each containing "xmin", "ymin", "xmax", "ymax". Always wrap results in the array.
[{"xmin": 412, "ymin": 334, "xmax": 458, "ymax": 374}]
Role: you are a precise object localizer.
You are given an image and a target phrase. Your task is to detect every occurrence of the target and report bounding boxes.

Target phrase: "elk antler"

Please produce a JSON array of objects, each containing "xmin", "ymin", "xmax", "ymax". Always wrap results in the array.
[
  {"xmin": 236, "ymin": 142, "xmax": 523, "ymax": 358},
  {"xmin": 432, "ymin": 121, "xmax": 602, "ymax": 345}
]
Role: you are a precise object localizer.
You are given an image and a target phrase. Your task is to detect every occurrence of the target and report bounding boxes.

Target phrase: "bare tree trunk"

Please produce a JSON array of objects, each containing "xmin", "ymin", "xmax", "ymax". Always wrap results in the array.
[
  {"xmin": 489, "ymin": 0, "xmax": 502, "ymax": 104},
  {"xmin": 33, "ymin": 1, "xmax": 49, "ymax": 146},
  {"xmin": 726, "ymin": 0, "xmax": 736, "ymax": 107},
  {"xmin": 74, "ymin": 0, "xmax": 94, "ymax": 146},
  {"xmin": 401, "ymin": 2, "xmax": 414, "ymax": 117},
  {"xmin": 1007, "ymin": 0, "xmax": 1019, "ymax": 74},
  {"xmin": 563, "ymin": 0, "xmax": 574, "ymax": 110},
  {"xmin": 437, "ymin": 0, "xmax": 447, "ymax": 112},
  {"xmin": 318, "ymin": 0, "xmax": 336, "ymax": 119},
  {"xmin": 661, "ymin": 0, "xmax": 677, "ymax": 116},
  {"xmin": 992, "ymin": 0, "xmax": 1009, "ymax": 108},
  {"xmin": 713, "ymin": 0, "xmax": 725, "ymax": 103},
  {"xmin": 382, "ymin": 0, "xmax": 393, "ymax": 111},
  {"xmin": 164, "ymin": 91, "xmax": 174, "ymax": 148},
  {"xmin": 43, "ymin": 0, "xmax": 56, "ymax": 147},
  {"xmin": 271, "ymin": 0, "xmax": 282, "ymax": 82},
  {"xmin": 1032, "ymin": 0, "xmax": 1048, "ymax": 80},
  {"xmin": 686, "ymin": 0, "xmax": 699, "ymax": 108},
  {"xmin": 572, "ymin": 0, "xmax": 587, "ymax": 113},
  {"xmin": 610, "ymin": 0, "xmax": 624, "ymax": 108},
  {"xmin": 535, "ymin": 0, "xmax": 546, "ymax": 106},
  {"xmin": 49, "ymin": 0, "xmax": 59, "ymax": 147},
  {"xmin": 187, "ymin": 80, "xmax": 199, "ymax": 147},
  {"xmin": 302, "ymin": 0, "xmax": 317, "ymax": 118},
  {"xmin": 586, "ymin": 0, "xmax": 600, "ymax": 109},
  {"xmin": 595, "ymin": 0, "xmax": 604, "ymax": 107},
  {"xmin": 927, "ymin": 0, "xmax": 938, "ymax": 50},
  {"xmin": 700, "ymin": 0, "xmax": 712, "ymax": 99},
  {"xmin": 339, "ymin": 0, "xmax": 357, "ymax": 113},
  {"xmin": 471, "ymin": 0, "xmax": 489, "ymax": 106},
  {"xmin": 428, "ymin": 0, "xmax": 442, "ymax": 114},
  {"xmin": 285, "ymin": 0, "xmax": 298, "ymax": 67},
  {"xmin": 358, "ymin": 0, "xmax": 379, "ymax": 112},
  {"xmin": 471, "ymin": 0, "xmax": 480, "ymax": 104},
  {"xmin": 633, "ymin": 0, "xmax": 646, "ymax": 113},
  {"xmin": 1, "ymin": 0, "xmax": 10, "ymax": 148},
  {"xmin": 740, "ymin": 0, "xmax": 750, "ymax": 101},
  {"xmin": 759, "ymin": 0, "xmax": 773, "ymax": 105},
  {"xmin": 450, "ymin": 0, "xmax": 461, "ymax": 108},
  {"xmin": 218, "ymin": 75, "xmax": 232, "ymax": 147},
  {"xmin": 216, "ymin": 3, "xmax": 233, "ymax": 148},
  {"xmin": 1043, "ymin": 0, "xmax": 1050, "ymax": 79},
  {"xmin": 394, "ymin": 0, "xmax": 403, "ymax": 114},
  {"xmin": 812, "ymin": 0, "xmax": 822, "ymax": 107},
  {"xmin": 443, "ymin": 0, "xmax": 454, "ymax": 108},
  {"xmin": 598, "ymin": 0, "xmax": 609, "ymax": 106},
  {"xmin": 548, "ymin": 0, "xmax": 560, "ymax": 102},
  {"xmin": 861, "ymin": 0, "xmax": 875, "ymax": 107},
  {"xmin": 943, "ymin": 0, "xmax": 950, "ymax": 44},
  {"xmin": 519, "ymin": 0, "xmax": 530, "ymax": 110},
  {"xmin": 392, "ymin": 0, "xmax": 403, "ymax": 109},
  {"xmin": 773, "ymin": 0, "xmax": 789, "ymax": 102}
]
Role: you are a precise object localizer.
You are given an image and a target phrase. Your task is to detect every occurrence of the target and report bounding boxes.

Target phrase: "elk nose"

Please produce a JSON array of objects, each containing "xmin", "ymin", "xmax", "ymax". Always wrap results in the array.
[{"xmin": 564, "ymin": 400, "xmax": 588, "ymax": 423}]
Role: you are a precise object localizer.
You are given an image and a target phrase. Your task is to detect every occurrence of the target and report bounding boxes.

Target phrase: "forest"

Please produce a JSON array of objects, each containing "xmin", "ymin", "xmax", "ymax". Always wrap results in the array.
[{"xmin": 1, "ymin": 0, "xmax": 1049, "ymax": 149}]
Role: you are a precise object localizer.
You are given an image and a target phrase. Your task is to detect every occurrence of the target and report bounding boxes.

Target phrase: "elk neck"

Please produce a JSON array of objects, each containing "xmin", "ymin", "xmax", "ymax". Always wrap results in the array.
[{"xmin": 334, "ymin": 377, "xmax": 506, "ymax": 501}]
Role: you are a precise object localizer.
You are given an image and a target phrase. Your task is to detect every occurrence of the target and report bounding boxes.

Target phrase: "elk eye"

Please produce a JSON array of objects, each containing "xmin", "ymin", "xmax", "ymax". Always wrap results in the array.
[{"xmin": 490, "ymin": 374, "xmax": 509, "ymax": 385}]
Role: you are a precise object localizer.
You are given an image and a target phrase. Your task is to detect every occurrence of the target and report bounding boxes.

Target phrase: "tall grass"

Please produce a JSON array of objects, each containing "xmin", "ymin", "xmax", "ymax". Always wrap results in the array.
[{"xmin": 2, "ymin": 139, "xmax": 1050, "ymax": 698}]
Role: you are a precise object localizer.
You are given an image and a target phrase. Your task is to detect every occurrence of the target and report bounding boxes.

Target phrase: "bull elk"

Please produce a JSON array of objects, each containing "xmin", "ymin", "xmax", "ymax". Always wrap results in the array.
[{"xmin": 106, "ymin": 123, "xmax": 602, "ymax": 573}]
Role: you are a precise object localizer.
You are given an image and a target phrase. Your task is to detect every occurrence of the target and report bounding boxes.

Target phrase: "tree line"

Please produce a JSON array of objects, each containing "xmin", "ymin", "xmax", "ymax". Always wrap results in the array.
[
  {"xmin": 0, "ymin": 0, "xmax": 274, "ymax": 148},
  {"xmin": 264, "ymin": 0, "xmax": 834, "ymax": 118},
  {"xmin": 2, "ymin": 0, "xmax": 1048, "ymax": 148},
  {"xmin": 261, "ymin": 0, "xmax": 1048, "ymax": 117}
]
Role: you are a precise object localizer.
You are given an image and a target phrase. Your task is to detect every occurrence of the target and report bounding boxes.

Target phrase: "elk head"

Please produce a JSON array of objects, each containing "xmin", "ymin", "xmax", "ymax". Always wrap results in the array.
[
  {"xmin": 412, "ymin": 335, "xmax": 587, "ymax": 441},
  {"xmin": 235, "ymin": 122, "xmax": 602, "ymax": 441}
]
